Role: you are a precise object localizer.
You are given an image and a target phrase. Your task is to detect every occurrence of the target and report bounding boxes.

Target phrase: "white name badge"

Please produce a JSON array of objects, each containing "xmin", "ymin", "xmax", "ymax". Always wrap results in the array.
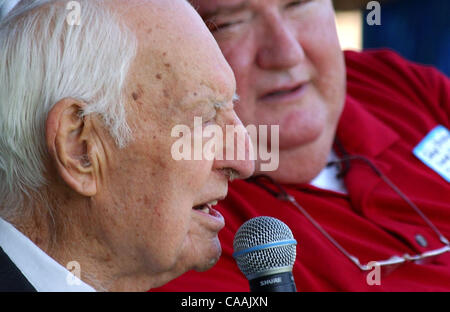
[{"xmin": 413, "ymin": 125, "xmax": 450, "ymax": 183}]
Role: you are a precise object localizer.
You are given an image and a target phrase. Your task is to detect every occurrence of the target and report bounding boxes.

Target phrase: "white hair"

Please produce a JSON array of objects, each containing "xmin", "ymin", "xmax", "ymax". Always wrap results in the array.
[{"xmin": 0, "ymin": 0, "xmax": 137, "ymax": 219}]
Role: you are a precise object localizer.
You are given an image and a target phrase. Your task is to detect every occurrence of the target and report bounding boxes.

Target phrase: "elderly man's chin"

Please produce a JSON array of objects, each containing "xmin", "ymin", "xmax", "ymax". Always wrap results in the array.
[
  {"xmin": 191, "ymin": 219, "xmax": 223, "ymax": 271},
  {"xmin": 149, "ymin": 233, "xmax": 222, "ymax": 289},
  {"xmin": 193, "ymin": 236, "xmax": 222, "ymax": 272},
  {"xmin": 175, "ymin": 220, "xmax": 224, "ymax": 274},
  {"xmin": 170, "ymin": 235, "xmax": 222, "ymax": 278}
]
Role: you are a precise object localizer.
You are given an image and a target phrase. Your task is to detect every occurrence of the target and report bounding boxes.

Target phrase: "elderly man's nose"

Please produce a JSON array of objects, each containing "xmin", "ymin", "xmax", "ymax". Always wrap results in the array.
[
  {"xmin": 257, "ymin": 18, "xmax": 304, "ymax": 70},
  {"xmin": 214, "ymin": 115, "xmax": 255, "ymax": 180},
  {"xmin": 216, "ymin": 157, "xmax": 255, "ymax": 181}
]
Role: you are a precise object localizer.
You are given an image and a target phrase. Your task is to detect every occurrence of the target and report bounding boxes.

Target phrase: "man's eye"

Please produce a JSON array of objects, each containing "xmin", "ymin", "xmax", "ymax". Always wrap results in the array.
[
  {"xmin": 285, "ymin": 0, "xmax": 307, "ymax": 9},
  {"xmin": 207, "ymin": 20, "xmax": 244, "ymax": 32}
]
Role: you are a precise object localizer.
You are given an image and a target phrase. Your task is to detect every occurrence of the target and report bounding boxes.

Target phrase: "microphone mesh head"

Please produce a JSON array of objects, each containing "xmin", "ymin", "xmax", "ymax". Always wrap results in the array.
[{"xmin": 233, "ymin": 216, "xmax": 297, "ymax": 279}]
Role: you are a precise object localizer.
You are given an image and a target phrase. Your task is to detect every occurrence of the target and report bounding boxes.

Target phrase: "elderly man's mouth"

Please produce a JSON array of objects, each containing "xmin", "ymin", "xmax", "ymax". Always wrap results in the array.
[
  {"xmin": 193, "ymin": 200, "xmax": 218, "ymax": 215},
  {"xmin": 260, "ymin": 82, "xmax": 309, "ymax": 104},
  {"xmin": 192, "ymin": 198, "xmax": 225, "ymax": 229}
]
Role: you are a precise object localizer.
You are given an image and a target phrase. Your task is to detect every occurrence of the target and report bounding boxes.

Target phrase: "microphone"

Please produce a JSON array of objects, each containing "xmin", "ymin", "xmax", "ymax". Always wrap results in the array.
[{"xmin": 233, "ymin": 216, "xmax": 298, "ymax": 292}]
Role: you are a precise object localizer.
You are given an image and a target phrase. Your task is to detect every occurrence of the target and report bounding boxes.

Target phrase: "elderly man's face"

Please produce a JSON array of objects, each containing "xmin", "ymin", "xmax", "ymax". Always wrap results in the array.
[
  {"xmin": 92, "ymin": 0, "xmax": 253, "ymax": 287},
  {"xmin": 196, "ymin": 0, "xmax": 346, "ymax": 183}
]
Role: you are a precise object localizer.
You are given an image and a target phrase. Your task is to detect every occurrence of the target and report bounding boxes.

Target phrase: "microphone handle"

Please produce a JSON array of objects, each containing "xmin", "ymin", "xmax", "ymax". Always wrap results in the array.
[{"xmin": 249, "ymin": 271, "xmax": 297, "ymax": 292}]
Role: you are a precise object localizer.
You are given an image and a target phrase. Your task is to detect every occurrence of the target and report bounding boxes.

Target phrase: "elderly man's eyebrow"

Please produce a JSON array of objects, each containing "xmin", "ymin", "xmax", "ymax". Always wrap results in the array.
[{"xmin": 203, "ymin": 1, "xmax": 249, "ymax": 19}]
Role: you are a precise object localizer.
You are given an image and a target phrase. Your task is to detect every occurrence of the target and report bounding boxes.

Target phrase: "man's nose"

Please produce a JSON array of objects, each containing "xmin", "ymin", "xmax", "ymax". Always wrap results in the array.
[
  {"xmin": 256, "ymin": 14, "xmax": 305, "ymax": 70},
  {"xmin": 213, "ymin": 111, "xmax": 255, "ymax": 180}
]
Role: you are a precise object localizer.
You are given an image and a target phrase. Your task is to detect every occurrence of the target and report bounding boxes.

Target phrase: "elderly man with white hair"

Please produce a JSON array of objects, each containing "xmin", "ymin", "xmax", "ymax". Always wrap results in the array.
[{"xmin": 0, "ymin": 0, "xmax": 254, "ymax": 291}]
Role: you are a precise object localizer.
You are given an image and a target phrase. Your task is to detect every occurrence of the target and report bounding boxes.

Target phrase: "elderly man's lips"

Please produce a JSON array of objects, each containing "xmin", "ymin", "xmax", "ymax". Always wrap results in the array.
[
  {"xmin": 259, "ymin": 83, "xmax": 308, "ymax": 104},
  {"xmin": 193, "ymin": 203, "xmax": 225, "ymax": 230}
]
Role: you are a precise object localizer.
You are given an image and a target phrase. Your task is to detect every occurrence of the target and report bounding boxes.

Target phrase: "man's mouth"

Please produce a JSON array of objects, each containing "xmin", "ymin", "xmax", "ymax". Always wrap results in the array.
[
  {"xmin": 260, "ymin": 82, "xmax": 308, "ymax": 102},
  {"xmin": 192, "ymin": 198, "xmax": 225, "ymax": 231},
  {"xmin": 193, "ymin": 200, "xmax": 218, "ymax": 215}
]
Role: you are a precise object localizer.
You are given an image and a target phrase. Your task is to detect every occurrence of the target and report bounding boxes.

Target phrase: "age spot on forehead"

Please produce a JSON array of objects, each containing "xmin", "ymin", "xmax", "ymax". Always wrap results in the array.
[{"xmin": 132, "ymin": 84, "xmax": 144, "ymax": 101}]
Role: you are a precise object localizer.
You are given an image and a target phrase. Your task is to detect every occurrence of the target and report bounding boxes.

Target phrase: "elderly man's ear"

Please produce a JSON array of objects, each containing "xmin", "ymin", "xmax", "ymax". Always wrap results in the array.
[{"xmin": 46, "ymin": 99, "xmax": 101, "ymax": 197}]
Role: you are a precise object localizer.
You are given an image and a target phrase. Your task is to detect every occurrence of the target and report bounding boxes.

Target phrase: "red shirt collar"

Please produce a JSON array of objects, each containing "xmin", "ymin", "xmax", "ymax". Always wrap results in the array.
[{"xmin": 336, "ymin": 95, "xmax": 400, "ymax": 158}]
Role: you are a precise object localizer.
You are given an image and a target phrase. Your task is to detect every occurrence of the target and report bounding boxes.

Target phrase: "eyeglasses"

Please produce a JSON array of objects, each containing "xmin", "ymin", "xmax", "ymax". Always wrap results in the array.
[{"xmin": 248, "ymin": 155, "xmax": 450, "ymax": 272}]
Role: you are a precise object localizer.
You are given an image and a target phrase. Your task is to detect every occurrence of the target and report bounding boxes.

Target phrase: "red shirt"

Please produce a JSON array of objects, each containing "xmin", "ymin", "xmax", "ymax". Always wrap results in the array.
[{"xmin": 154, "ymin": 50, "xmax": 450, "ymax": 291}]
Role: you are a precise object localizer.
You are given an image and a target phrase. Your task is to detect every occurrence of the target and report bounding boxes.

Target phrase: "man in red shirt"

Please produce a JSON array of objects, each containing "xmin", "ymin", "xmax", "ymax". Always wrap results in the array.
[{"xmin": 155, "ymin": 0, "xmax": 450, "ymax": 291}]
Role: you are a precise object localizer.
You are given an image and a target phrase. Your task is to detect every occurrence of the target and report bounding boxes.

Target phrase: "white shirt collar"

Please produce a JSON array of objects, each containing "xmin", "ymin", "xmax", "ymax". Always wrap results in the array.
[
  {"xmin": 310, "ymin": 150, "xmax": 348, "ymax": 194},
  {"xmin": 0, "ymin": 218, "xmax": 96, "ymax": 292}
]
